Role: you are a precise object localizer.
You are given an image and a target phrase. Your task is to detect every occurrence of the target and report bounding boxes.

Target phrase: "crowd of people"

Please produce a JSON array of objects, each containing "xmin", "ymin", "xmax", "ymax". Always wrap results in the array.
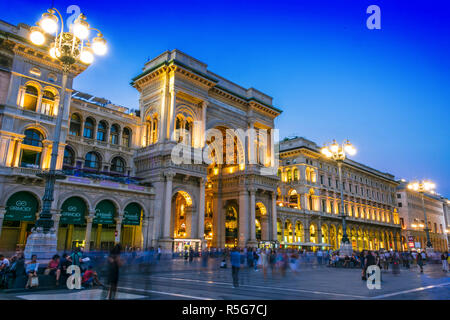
[{"xmin": 0, "ymin": 245, "xmax": 448, "ymax": 296}]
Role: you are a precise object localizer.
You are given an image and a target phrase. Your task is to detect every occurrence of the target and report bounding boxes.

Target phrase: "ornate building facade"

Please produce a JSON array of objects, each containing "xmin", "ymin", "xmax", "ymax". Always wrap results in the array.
[
  {"xmin": 0, "ymin": 21, "xmax": 281, "ymax": 253},
  {"xmin": 1, "ymin": 20, "xmax": 437, "ymax": 254},
  {"xmin": 396, "ymin": 181, "xmax": 449, "ymax": 252},
  {"xmin": 276, "ymin": 137, "xmax": 402, "ymax": 251}
]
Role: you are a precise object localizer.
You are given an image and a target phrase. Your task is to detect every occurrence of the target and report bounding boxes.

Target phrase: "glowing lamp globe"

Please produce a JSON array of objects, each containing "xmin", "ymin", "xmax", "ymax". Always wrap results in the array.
[
  {"xmin": 49, "ymin": 43, "xmax": 61, "ymax": 59},
  {"xmin": 29, "ymin": 26, "xmax": 45, "ymax": 45},
  {"xmin": 80, "ymin": 47, "xmax": 94, "ymax": 64},
  {"xmin": 92, "ymin": 36, "xmax": 107, "ymax": 55},
  {"xmin": 40, "ymin": 12, "xmax": 58, "ymax": 34},
  {"xmin": 73, "ymin": 17, "xmax": 90, "ymax": 39}
]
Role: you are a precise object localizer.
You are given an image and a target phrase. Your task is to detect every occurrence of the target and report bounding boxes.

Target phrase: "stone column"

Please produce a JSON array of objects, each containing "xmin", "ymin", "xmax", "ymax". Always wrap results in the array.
[
  {"xmin": 317, "ymin": 219, "xmax": 322, "ymax": 244},
  {"xmin": 115, "ymin": 214, "xmax": 123, "ymax": 244},
  {"xmin": 168, "ymin": 90, "xmax": 177, "ymax": 141},
  {"xmin": 0, "ymin": 207, "xmax": 6, "ymax": 238},
  {"xmin": 261, "ymin": 215, "xmax": 269, "ymax": 241},
  {"xmin": 142, "ymin": 217, "xmax": 149, "ymax": 250},
  {"xmin": 52, "ymin": 210, "xmax": 61, "ymax": 234},
  {"xmin": 201, "ymin": 101, "xmax": 207, "ymax": 147},
  {"xmin": 198, "ymin": 178, "xmax": 206, "ymax": 242},
  {"xmin": 162, "ymin": 172, "xmax": 175, "ymax": 242},
  {"xmin": 304, "ymin": 219, "xmax": 310, "ymax": 243},
  {"xmin": 291, "ymin": 220, "xmax": 296, "ymax": 242},
  {"xmin": 35, "ymin": 92, "xmax": 43, "ymax": 113},
  {"xmin": 84, "ymin": 211, "xmax": 95, "ymax": 252},
  {"xmin": 41, "ymin": 140, "xmax": 52, "ymax": 169},
  {"xmin": 238, "ymin": 189, "xmax": 249, "ymax": 248},
  {"xmin": 3, "ymin": 136, "xmax": 16, "ymax": 167},
  {"xmin": 271, "ymin": 192, "xmax": 277, "ymax": 241},
  {"xmin": 248, "ymin": 187, "xmax": 257, "ymax": 246},
  {"xmin": 300, "ymin": 194, "xmax": 307, "ymax": 211},
  {"xmin": 13, "ymin": 138, "xmax": 23, "ymax": 167}
]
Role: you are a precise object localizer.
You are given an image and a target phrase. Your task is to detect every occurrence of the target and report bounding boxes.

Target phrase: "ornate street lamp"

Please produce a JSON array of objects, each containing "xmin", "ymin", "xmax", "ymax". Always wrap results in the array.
[
  {"xmin": 321, "ymin": 139, "xmax": 356, "ymax": 256},
  {"xmin": 407, "ymin": 180, "xmax": 436, "ymax": 252},
  {"xmin": 25, "ymin": 8, "xmax": 107, "ymax": 259}
]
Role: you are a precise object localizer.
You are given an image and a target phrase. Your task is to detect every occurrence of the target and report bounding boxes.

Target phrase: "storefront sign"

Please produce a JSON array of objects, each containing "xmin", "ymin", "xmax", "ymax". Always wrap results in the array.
[
  {"xmin": 60, "ymin": 197, "xmax": 86, "ymax": 225},
  {"xmin": 94, "ymin": 200, "xmax": 116, "ymax": 225},
  {"xmin": 123, "ymin": 203, "xmax": 142, "ymax": 226},
  {"xmin": 415, "ymin": 242, "xmax": 421, "ymax": 248},
  {"xmin": 5, "ymin": 191, "xmax": 37, "ymax": 221}
]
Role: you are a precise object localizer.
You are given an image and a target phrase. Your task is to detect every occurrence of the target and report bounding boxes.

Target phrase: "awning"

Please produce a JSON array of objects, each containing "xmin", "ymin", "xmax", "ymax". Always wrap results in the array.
[
  {"xmin": 123, "ymin": 203, "xmax": 142, "ymax": 226},
  {"xmin": 93, "ymin": 200, "xmax": 116, "ymax": 224},
  {"xmin": 60, "ymin": 197, "xmax": 86, "ymax": 225},
  {"xmin": 5, "ymin": 191, "xmax": 38, "ymax": 221}
]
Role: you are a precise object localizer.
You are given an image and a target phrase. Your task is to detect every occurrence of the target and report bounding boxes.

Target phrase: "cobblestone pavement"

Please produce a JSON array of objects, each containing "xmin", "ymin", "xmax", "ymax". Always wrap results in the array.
[{"xmin": 1, "ymin": 259, "xmax": 449, "ymax": 300}]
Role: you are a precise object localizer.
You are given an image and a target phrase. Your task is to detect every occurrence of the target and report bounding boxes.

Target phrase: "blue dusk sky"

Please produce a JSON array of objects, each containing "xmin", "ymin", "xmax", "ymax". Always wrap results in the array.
[{"xmin": 2, "ymin": 0, "xmax": 449, "ymax": 196}]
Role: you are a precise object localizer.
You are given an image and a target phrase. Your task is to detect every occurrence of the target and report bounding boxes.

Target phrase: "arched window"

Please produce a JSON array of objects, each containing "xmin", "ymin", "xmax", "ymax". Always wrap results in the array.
[
  {"xmin": 287, "ymin": 170, "xmax": 292, "ymax": 182},
  {"xmin": 97, "ymin": 121, "xmax": 108, "ymax": 141},
  {"xmin": 69, "ymin": 114, "xmax": 81, "ymax": 136},
  {"xmin": 22, "ymin": 85, "xmax": 39, "ymax": 111},
  {"xmin": 111, "ymin": 157, "xmax": 125, "ymax": 173},
  {"xmin": 293, "ymin": 168, "xmax": 299, "ymax": 181},
  {"xmin": 110, "ymin": 124, "xmax": 119, "ymax": 145},
  {"xmin": 63, "ymin": 146, "xmax": 75, "ymax": 167},
  {"xmin": 20, "ymin": 129, "xmax": 43, "ymax": 168},
  {"xmin": 146, "ymin": 115, "xmax": 158, "ymax": 145},
  {"xmin": 122, "ymin": 127, "xmax": 131, "ymax": 147},
  {"xmin": 23, "ymin": 129, "xmax": 43, "ymax": 147},
  {"xmin": 152, "ymin": 116, "xmax": 158, "ymax": 143},
  {"xmin": 175, "ymin": 116, "xmax": 183, "ymax": 142},
  {"xmin": 83, "ymin": 117, "xmax": 95, "ymax": 139},
  {"xmin": 41, "ymin": 90, "xmax": 55, "ymax": 115},
  {"xmin": 84, "ymin": 152, "xmax": 101, "ymax": 169}
]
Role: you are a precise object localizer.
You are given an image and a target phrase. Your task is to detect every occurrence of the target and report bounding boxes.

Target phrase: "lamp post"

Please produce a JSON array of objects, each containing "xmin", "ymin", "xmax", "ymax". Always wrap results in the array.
[
  {"xmin": 407, "ymin": 180, "xmax": 435, "ymax": 252},
  {"xmin": 25, "ymin": 7, "xmax": 107, "ymax": 260},
  {"xmin": 321, "ymin": 139, "xmax": 357, "ymax": 257}
]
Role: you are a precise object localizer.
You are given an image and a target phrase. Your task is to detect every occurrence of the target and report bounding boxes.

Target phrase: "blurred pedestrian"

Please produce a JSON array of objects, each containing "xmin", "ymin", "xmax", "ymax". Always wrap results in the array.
[
  {"xmin": 106, "ymin": 244, "xmax": 122, "ymax": 299},
  {"xmin": 441, "ymin": 252, "xmax": 448, "ymax": 272},
  {"xmin": 416, "ymin": 251, "xmax": 424, "ymax": 273},
  {"xmin": 230, "ymin": 248, "xmax": 240, "ymax": 288}
]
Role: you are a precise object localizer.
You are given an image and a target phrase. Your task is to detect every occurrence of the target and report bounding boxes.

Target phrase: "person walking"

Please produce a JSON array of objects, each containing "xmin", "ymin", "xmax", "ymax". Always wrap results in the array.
[
  {"xmin": 441, "ymin": 252, "xmax": 448, "ymax": 272},
  {"xmin": 230, "ymin": 248, "xmax": 240, "ymax": 288},
  {"xmin": 392, "ymin": 251, "xmax": 400, "ymax": 275},
  {"xmin": 260, "ymin": 249, "xmax": 268, "ymax": 279},
  {"xmin": 253, "ymin": 249, "xmax": 259, "ymax": 271},
  {"xmin": 416, "ymin": 250, "xmax": 424, "ymax": 273},
  {"xmin": 363, "ymin": 251, "xmax": 376, "ymax": 281},
  {"xmin": 106, "ymin": 244, "xmax": 122, "ymax": 300},
  {"xmin": 317, "ymin": 249, "xmax": 323, "ymax": 265}
]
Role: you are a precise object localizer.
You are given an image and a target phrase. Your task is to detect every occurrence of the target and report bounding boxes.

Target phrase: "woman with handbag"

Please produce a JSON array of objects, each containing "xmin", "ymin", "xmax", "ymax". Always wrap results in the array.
[{"xmin": 25, "ymin": 254, "xmax": 39, "ymax": 289}]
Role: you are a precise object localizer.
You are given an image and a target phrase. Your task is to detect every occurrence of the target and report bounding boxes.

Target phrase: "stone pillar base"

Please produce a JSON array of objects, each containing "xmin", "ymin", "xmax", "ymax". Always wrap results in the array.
[
  {"xmin": 339, "ymin": 242, "xmax": 353, "ymax": 258},
  {"xmin": 158, "ymin": 238, "xmax": 174, "ymax": 256},
  {"xmin": 246, "ymin": 240, "xmax": 258, "ymax": 248},
  {"xmin": 24, "ymin": 227, "xmax": 57, "ymax": 262}
]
